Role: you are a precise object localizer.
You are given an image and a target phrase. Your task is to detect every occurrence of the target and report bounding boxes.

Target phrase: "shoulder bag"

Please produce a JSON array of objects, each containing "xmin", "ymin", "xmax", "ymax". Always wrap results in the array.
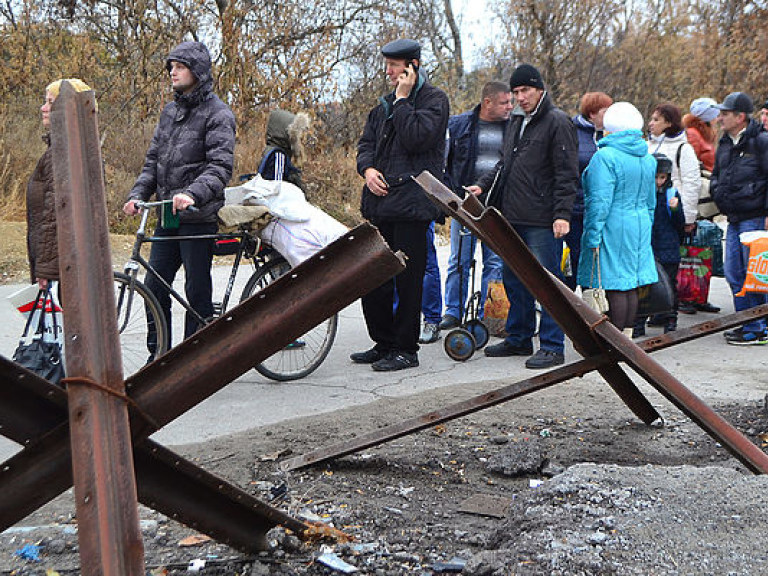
[
  {"xmin": 12, "ymin": 287, "xmax": 65, "ymax": 386},
  {"xmin": 582, "ymin": 249, "xmax": 609, "ymax": 314}
]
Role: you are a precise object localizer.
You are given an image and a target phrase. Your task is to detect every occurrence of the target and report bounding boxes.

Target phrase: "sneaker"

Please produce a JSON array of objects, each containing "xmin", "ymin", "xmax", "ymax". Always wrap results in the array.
[
  {"xmin": 371, "ymin": 351, "xmax": 419, "ymax": 371},
  {"xmin": 350, "ymin": 348, "xmax": 388, "ymax": 364},
  {"xmin": 484, "ymin": 340, "xmax": 533, "ymax": 357},
  {"xmin": 678, "ymin": 301, "xmax": 697, "ymax": 315},
  {"xmin": 724, "ymin": 328, "xmax": 744, "ymax": 341},
  {"xmin": 525, "ymin": 349, "xmax": 565, "ymax": 369},
  {"xmin": 418, "ymin": 322, "xmax": 440, "ymax": 344},
  {"xmin": 725, "ymin": 329, "xmax": 768, "ymax": 346},
  {"xmin": 694, "ymin": 302, "xmax": 721, "ymax": 313},
  {"xmin": 664, "ymin": 318, "xmax": 677, "ymax": 333},
  {"xmin": 439, "ymin": 314, "xmax": 460, "ymax": 330}
]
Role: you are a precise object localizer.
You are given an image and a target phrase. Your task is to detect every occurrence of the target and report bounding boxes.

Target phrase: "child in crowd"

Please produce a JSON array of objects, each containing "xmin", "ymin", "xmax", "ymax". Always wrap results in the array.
[{"xmin": 634, "ymin": 153, "xmax": 685, "ymax": 337}]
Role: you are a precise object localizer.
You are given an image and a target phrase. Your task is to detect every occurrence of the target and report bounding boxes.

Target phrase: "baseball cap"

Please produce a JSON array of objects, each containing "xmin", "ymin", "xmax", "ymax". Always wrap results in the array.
[{"xmin": 715, "ymin": 92, "xmax": 754, "ymax": 114}]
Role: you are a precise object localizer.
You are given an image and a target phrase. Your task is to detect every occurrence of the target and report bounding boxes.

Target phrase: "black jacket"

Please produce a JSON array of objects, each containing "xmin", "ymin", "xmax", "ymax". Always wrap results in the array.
[
  {"xmin": 711, "ymin": 119, "xmax": 768, "ymax": 223},
  {"xmin": 129, "ymin": 41, "xmax": 236, "ymax": 224},
  {"xmin": 357, "ymin": 74, "xmax": 449, "ymax": 224},
  {"xmin": 476, "ymin": 92, "xmax": 578, "ymax": 227}
]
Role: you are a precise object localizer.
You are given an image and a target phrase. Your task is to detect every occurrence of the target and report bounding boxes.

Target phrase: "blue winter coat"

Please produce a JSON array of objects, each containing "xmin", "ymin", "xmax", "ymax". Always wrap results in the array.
[
  {"xmin": 577, "ymin": 130, "xmax": 658, "ymax": 290},
  {"xmin": 572, "ymin": 114, "xmax": 602, "ymax": 216}
]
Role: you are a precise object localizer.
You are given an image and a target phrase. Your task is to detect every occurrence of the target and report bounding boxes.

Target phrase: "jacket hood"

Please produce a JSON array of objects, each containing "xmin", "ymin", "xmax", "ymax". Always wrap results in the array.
[
  {"xmin": 265, "ymin": 110, "xmax": 311, "ymax": 163},
  {"xmin": 599, "ymin": 129, "xmax": 649, "ymax": 156},
  {"xmin": 166, "ymin": 42, "xmax": 213, "ymax": 97}
]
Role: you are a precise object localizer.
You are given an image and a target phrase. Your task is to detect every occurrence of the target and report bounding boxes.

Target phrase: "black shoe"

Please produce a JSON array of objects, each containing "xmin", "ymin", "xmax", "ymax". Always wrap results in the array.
[
  {"xmin": 632, "ymin": 324, "xmax": 646, "ymax": 339},
  {"xmin": 694, "ymin": 302, "xmax": 720, "ymax": 313},
  {"xmin": 484, "ymin": 341, "xmax": 533, "ymax": 357},
  {"xmin": 525, "ymin": 349, "xmax": 565, "ymax": 369},
  {"xmin": 678, "ymin": 301, "xmax": 697, "ymax": 315},
  {"xmin": 664, "ymin": 320, "xmax": 677, "ymax": 333},
  {"xmin": 350, "ymin": 348, "xmax": 388, "ymax": 364},
  {"xmin": 371, "ymin": 351, "xmax": 419, "ymax": 371},
  {"xmin": 724, "ymin": 328, "xmax": 743, "ymax": 341},
  {"xmin": 439, "ymin": 314, "xmax": 460, "ymax": 330}
]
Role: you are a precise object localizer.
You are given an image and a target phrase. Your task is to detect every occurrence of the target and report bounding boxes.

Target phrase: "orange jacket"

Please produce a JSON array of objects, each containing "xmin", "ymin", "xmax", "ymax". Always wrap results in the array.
[{"xmin": 686, "ymin": 126, "xmax": 715, "ymax": 171}]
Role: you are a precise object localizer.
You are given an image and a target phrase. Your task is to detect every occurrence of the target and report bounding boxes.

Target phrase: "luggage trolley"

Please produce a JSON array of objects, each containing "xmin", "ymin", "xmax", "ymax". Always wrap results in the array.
[{"xmin": 443, "ymin": 226, "xmax": 490, "ymax": 361}]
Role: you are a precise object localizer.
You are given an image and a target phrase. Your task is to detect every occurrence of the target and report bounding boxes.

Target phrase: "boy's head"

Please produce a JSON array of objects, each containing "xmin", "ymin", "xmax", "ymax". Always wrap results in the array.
[{"xmin": 653, "ymin": 153, "xmax": 673, "ymax": 189}]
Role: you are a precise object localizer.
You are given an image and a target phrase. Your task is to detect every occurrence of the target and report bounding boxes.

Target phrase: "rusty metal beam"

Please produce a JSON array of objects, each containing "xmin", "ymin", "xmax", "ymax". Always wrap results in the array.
[
  {"xmin": 280, "ymin": 305, "xmax": 768, "ymax": 471},
  {"xmin": 415, "ymin": 172, "xmax": 661, "ymax": 425},
  {"xmin": 51, "ymin": 82, "xmax": 144, "ymax": 575},
  {"xmin": 0, "ymin": 223, "xmax": 404, "ymax": 540},
  {"xmin": 415, "ymin": 171, "xmax": 768, "ymax": 474},
  {"xmin": 0, "ymin": 356, "xmax": 307, "ymax": 552}
]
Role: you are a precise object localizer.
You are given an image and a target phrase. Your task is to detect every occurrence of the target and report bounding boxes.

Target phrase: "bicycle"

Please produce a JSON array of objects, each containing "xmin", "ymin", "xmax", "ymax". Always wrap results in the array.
[{"xmin": 114, "ymin": 200, "xmax": 337, "ymax": 380}]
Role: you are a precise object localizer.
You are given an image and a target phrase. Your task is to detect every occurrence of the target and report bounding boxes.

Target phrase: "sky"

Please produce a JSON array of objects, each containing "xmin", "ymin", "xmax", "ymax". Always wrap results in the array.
[{"xmin": 454, "ymin": 0, "xmax": 501, "ymax": 70}]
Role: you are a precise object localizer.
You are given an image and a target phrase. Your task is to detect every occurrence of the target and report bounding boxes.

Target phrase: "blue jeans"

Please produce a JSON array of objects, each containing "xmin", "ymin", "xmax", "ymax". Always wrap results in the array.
[
  {"xmin": 502, "ymin": 224, "xmax": 565, "ymax": 354},
  {"xmin": 443, "ymin": 219, "xmax": 503, "ymax": 320},
  {"xmin": 422, "ymin": 222, "xmax": 442, "ymax": 324},
  {"xmin": 724, "ymin": 217, "xmax": 768, "ymax": 334}
]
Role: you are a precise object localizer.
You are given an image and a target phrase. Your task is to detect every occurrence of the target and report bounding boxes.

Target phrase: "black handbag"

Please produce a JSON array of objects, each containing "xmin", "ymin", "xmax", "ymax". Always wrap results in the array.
[
  {"xmin": 637, "ymin": 262, "xmax": 675, "ymax": 317},
  {"xmin": 12, "ymin": 288, "xmax": 65, "ymax": 386}
]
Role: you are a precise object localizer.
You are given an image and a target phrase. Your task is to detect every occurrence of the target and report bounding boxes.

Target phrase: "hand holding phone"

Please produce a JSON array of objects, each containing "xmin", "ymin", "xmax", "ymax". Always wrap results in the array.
[{"xmin": 395, "ymin": 61, "xmax": 418, "ymax": 99}]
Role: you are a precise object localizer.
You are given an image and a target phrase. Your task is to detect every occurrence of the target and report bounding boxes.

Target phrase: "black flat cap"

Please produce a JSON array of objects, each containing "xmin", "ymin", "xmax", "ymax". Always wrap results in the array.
[
  {"xmin": 715, "ymin": 92, "xmax": 754, "ymax": 114},
  {"xmin": 381, "ymin": 39, "xmax": 421, "ymax": 61}
]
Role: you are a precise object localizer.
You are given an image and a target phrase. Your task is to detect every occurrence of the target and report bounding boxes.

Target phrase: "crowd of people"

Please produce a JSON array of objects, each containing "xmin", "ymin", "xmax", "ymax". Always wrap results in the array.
[
  {"xmin": 26, "ymin": 38, "xmax": 768, "ymax": 376},
  {"xmin": 350, "ymin": 38, "xmax": 768, "ymax": 371}
]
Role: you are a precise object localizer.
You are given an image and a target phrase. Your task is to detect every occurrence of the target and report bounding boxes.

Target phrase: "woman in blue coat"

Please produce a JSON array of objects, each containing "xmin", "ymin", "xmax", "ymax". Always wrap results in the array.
[{"xmin": 578, "ymin": 102, "xmax": 658, "ymax": 334}]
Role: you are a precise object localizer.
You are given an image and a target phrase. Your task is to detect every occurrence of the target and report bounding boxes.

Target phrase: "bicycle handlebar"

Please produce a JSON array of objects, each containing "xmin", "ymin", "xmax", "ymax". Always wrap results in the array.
[{"xmin": 134, "ymin": 200, "xmax": 199, "ymax": 213}]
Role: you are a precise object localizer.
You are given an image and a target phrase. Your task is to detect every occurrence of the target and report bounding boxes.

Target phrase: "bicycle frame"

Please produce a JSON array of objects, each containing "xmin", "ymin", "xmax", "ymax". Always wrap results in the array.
[{"xmin": 123, "ymin": 200, "xmax": 265, "ymax": 326}]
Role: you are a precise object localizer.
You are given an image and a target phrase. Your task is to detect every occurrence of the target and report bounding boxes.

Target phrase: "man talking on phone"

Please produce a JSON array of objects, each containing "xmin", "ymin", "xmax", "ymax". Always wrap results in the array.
[{"xmin": 353, "ymin": 38, "xmax": 450, "ymax": 371}]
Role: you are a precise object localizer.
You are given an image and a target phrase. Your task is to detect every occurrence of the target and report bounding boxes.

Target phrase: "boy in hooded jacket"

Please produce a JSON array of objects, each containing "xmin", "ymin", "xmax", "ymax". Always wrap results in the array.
[{"xmin": 633, "ymin": 153, "xmax": 685, "ymax": 337}]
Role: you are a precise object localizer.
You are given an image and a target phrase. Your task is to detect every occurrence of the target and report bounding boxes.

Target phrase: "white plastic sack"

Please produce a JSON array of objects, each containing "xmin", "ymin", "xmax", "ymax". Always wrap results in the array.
[
  {"xmin": 8, "ymin": 282, "xmax": 65, "ymax": 344},
  {"xmin": 224, "ymin": 174, "xmax": 311, "ymax": 222}
]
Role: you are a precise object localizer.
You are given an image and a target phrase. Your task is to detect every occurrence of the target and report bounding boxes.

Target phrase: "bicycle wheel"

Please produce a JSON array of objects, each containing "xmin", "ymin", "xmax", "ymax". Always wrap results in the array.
[
  {"xmin": 114, "ymin": 272, "xmax": 169, "ymax": 377},
  {"xmin": 240, "ymin": 258, "xmax": 338, "ymax": 381}
]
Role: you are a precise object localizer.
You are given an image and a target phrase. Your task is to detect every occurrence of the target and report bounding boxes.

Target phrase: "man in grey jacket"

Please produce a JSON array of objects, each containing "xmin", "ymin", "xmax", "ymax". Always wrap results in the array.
[
  {"xmin": 123, "ymin": 41, "xmax": 236, "ymax": 358},
  {"xmin": 467, "ymin": 64, "xmax": 578, "ymax": 369}
]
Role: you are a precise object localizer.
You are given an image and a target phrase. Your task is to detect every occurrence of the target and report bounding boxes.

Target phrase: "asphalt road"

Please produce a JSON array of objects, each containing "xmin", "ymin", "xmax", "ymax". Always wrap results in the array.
[{"xmin": 0, "ymin": 244, "xmax": 766, "ymax": 463}]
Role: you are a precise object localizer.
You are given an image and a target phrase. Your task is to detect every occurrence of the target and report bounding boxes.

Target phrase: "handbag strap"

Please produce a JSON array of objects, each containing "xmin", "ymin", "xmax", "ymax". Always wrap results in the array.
[
  {"xmin": 20, "ymin": 289, "xmax": 48, "ymax": 339},
  {"xmin": 589, "ymin": 248, "xmax": 602, "ymax": 289}
]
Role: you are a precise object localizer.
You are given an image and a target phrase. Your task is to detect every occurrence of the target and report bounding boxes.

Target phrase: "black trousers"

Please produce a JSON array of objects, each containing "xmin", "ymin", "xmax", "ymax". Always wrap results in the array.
[
  {"xmin": 361, "ymin": 220, "xmax": 429, "ymax": 355},
  {"xmin": 145, "ymin": 221, "xmax": 217, "ymax": 351}
]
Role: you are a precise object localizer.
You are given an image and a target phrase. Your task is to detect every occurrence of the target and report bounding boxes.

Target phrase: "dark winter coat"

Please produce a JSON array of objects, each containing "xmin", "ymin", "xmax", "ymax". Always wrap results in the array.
[
  {"xmin": 711, "ymin": 119, "xmax": 768, "ymax": 223},
  {"xmin": 476, "ymin": 92, "xmax": 578, "ymax": 227},
  {"xmin": 26, "ymin": 135, "xmax": 58, "ymax": 282},
  {"xmin": 357, "ymin": 73, "xmax": 449, "ymax": 224},
  {"xmin": 128, "ymin": 41, "xmax": 236, "ymax": 224},
  {"xmin": 651, "ymin": 185, "xmax": 685, "ymax": 265},
  {"xmin": 573, "ymin": 114, "xmax": 602, "ymax": 216}
]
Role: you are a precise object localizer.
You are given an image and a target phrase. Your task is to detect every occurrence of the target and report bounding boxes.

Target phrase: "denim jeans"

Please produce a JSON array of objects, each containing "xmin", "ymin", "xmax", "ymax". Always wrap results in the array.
[
  {"xmin": 421, "ymin": 221, "xmax": 442, "ymax": 324},
  {"xmin": 724, "ymin": 217, "xmax": 768, "ymax": 334},
  {"xmin": 443, "ymin": 219, "xmax": 503, "ymax": 321},
  {"xmin": 502, "ymin": 224, "xmax": 565, "ymax": 354}
]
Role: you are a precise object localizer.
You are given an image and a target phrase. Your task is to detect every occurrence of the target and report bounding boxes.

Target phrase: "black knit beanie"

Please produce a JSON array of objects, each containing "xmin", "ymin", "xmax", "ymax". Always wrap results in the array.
[{"xmin": 509, "ymin": 64, "xmax": 544, "ymax": 90}]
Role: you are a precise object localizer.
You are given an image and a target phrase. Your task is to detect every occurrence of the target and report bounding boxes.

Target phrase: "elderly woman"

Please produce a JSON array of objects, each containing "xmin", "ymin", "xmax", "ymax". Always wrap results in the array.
[
  {"xmin": 26, "ymin": 78, "xmax": 93, "ymax": 291},
  {"xmin": 683, "ymin": 97, "xmax": 718, "ymax": 172},
  {"xmin": 578, "ymin": 102, "xmax": 658, "ymax": 335}
]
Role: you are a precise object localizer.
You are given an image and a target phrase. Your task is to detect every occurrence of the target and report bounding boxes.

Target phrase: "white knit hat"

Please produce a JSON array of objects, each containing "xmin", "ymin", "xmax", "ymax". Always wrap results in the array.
[{"xmin": 603, "ymin": 102, "xmax": 644, "ymax": 134}]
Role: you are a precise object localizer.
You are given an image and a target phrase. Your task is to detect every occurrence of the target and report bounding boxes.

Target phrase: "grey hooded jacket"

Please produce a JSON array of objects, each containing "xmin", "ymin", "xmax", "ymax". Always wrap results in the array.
[{"xmin": 128, "ymin": 41, "xmax": 236, "ymax": 224}]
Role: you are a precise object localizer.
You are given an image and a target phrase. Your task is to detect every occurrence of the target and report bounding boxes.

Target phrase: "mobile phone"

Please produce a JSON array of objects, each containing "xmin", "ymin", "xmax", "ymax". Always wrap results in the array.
[{"xmin": 408, "ymin": 61, "xmax": 420, "ymax": 77}]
